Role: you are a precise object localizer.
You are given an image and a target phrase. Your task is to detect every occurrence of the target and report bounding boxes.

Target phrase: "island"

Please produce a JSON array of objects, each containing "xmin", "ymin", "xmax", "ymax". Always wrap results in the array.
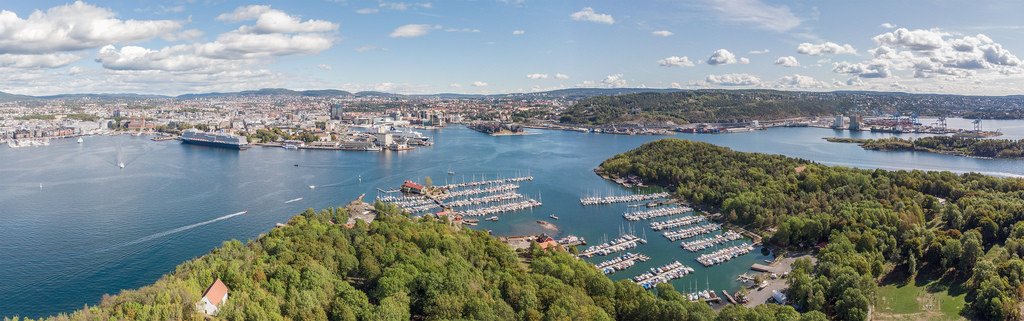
[
  {"xmin": 467, "ymin": 121, "xmax": 528, "ymax": 136},
  {"xmin": 824, "ymin": 136, "xmax": 1024, "ymax": 158},
  {"xmin": 597, "ymin": 139, "xmax": 1024, "ymax": 320}
]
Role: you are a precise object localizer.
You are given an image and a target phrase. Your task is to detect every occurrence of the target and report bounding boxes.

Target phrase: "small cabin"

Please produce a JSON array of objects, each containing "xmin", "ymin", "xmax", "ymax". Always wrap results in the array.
[
  {"xmin": 198, "ymin": 278, "xmax": 229, "ymax": 315},
  {"xmin": 400, "ymin": 180, "xmax": 424, "ymax": 194}
]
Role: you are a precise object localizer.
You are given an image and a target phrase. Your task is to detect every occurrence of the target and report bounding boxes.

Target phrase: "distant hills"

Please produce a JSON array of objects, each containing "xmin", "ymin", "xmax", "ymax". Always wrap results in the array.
[{"xmin": 0, "ymin": 87, "xmax": 1022, "ymax": 103}]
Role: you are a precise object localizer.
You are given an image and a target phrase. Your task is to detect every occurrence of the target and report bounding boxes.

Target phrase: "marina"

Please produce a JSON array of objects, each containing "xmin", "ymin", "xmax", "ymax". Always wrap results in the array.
[
  {"xmin": 631, "ymin": 261, "xmax": 695, "ymax": 289},
  {"xmin": 696, "ymin": 243, "xmax": 756, "ymax": 267},
  {"xmin": 578, "ymin": 234, "xmax": 647, "ymax": 257},
  {"xmin": 580, "ymin": 191, "xmax": 669, "ymax": 206},
  {"xmin": 650, "ymin": 215, "xmax": 708, "ymax": 231},
  {"xmin": 594, "ymin": 252, "xmax": 651, "ymax": 275},
  {"xmin": 663, "ymin": 223, "xmax": 722, "ymax": 241},
  {"xmin": 681, "ymin": 231, "xmax": 744, "ymax": 252},
  {"xmin": 623, "ymin": 206, "xmax": 692, "ymax": 221}
]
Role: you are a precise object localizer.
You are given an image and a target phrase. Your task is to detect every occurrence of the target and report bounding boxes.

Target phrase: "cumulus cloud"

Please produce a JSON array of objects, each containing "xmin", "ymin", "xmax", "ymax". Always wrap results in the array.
[
  {"xmin": 796, "ymin": 42, "xmax": 858, "ymax": 56},
  {"xmin": 836, "ymin": 28, "xmax": 1024, "ymax": 79},
  {"xmin": 390, "ymin": 24, "xmax": 439, "ymax": 38},
  {"xmin": 512, "ymin": 30, "xmax": 525, "ymax": 35},
  {"xmin": 774, "ymin": 56, "xmax": 800, "ymax": 67},
  {"xmin": 602, "ymin": 74, "xmax": 627, "ymax": 87},
  {"xmin": 657, "ymin": 56, "xmax": 695, "ymax": 67},
  {"xmin": 570, "ymin": 7, "xmax": 615, "ymax": 24},
  {"xmin": 706, "ymin": 49, "xmax": 743, "ymax": 65},
  {"xmin": 832, "ymin": 61, "xmax": 892, "ymax": 78},
  {"xmin": 0, "ymin": 1, "xmax": 181, "ymax": 54},
  {"xmin": 873, "ymin": 28, "xmax": 946, "ymax": 50},
  {"xmin": 555, "ymin": 73, "xmax": 570, "ymax": 79},
  {"xmin": 0, "ymin": 53, "xmax": 79, "ymax": 68},
  {"xmin": 216, "ymin": 5, "xmax": 337, "ymax": 34},
  {"xmin": 739, "ymin": 57, "xmax": 750, "ymax": 64},
  {"xmin": 472, "ymin": 81, "xmax": 488, "ymax": 87},
  {"xmin": 652, "ymin": 30, "xmax": 673, "ymax": 37},
  {"xmin": 705, "ymin": 0, "xmax": 800, "ymax": 32},
  {"xmin": 526, "ymin": 73, "xmax": 549, "ymax": 79},
  {"xmin": 880, "ymin": 22, "xmax": 896, "ymax": 29},
  {"xmin": 705, "ymin": 73, "xmax": 761, "ymax": 86},
  {"xmin": 775, "ymin": 74, "xmax": 828, "ymax": 88}
]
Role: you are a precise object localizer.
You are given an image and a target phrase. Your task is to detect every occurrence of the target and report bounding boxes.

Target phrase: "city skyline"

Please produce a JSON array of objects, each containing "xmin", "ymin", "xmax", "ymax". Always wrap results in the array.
[{"xmin": 2, "ymin": 0, "xmax": 1024, "ymax": 96}]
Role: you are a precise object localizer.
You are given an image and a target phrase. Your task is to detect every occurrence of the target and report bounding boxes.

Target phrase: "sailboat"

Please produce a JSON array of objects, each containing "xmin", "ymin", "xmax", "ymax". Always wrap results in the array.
[
  {"xmin": 77, "ymin": 137, "xmax": 84, "ymax": 144},
  {"xmin": 447, "ymin": 165, "xmax": 455, "ymax": 175},
  {"xmin": 118, "ymin": 162, "xmax": 126, "ymax": 169}
]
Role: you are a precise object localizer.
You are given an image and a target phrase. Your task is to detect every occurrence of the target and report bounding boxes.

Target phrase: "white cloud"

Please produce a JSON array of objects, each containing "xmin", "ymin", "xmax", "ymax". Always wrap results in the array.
[
  {"xmin": 356, "ymin": 8, "xmax": 379, "ymax": 14},
  {"xmin": 449, "ymin": 83, "xmax": 461, "ymax": 88},
  {"xmin": 162, "ymin": 29, "xmax": 204, "ymax": 42},
  {"xmin": 707, "ymin": 49, "xmax": 741, "ymax": 65},
  {"xmin": 749, "ymin": 49, "xmax": 770, "ymax": 55},
  {"xmin": 570, "ymin": 7, "xmax": 615, "ymax": 24},
  {"xmin": 472, "ymin": 81, "xmax": 488, "ymax": 87},
  {"xmin": 380, "ymin": 2, "xmax": 433, "ymax": 11},
  {"xmin": 526, "ymin": 73, "xmax": 549, "ymax": 79},
  {"xmin": 390, "ymin": 24, "xmax": 439, "ymax": 38},
  {"xmin": 796, "ymin": 42, "xmax": 858, "ymax": 56},
  {"xmin": 0, "ymin": 53, "xmax": 79, "ymax": 68},
  {"xmin": 705, "ymin": 0, "xmax": 800, "ymax": 32},
  {"xmin": 705, "ymin": 73, "xmax": 761, "ymax": 86},
  {"xmin": 774, "ymin": 56, "xmax": 800, "ymax": 67},
  {"xmin": 217, "ymin": 5, "xmax": 337, "ymax": 34},
  {"xmin": 837, "ymin": 28, "xmax": 1023, "ymax": 79},
  {"xmin": 775, "ymin": 74, "xmax": 828, "ymax": 88},
  {"xmin": 832, "ymin": 61, "xmax": 892, "ymax": 78},
  {"xmin": 873, "ymin": 28, "xmax": 946, "ymax": 50},
  {"xmin": 67, "ymin": 66, "xmax": 84, "ymax": 75},
  {"xmin": 512, "ymin": 30, "xmax": 525, "ymax": 35},
  {"xmin": 880, "ymin": 22, "xmax": 897, "ymax": 29},
  {"xmin": 602, "ymin": 74, "xmax": 627, "ymax": 87},
  {"xmin": 652, "ymin": 30, "xmax": 674, "ymax": 37},
  {"xmin": 555, "ymin": 73, "xmax": 570, "ymax": 79},
  {"xmin": 739, "ymin": 57, "xmax": 750, "ymax": 64},
  {"xmin": 355, "ymin": 45, "xmax": 381, "ymax": 52},
  {"xmin": 0, "ymin": 1, "xmax": 182, "ymax": 54},
  {"xmin": 444, "ymin": 27, "xmax": 480, "ymax": 33},
  {"xmin": 317, "ymin": 64, "xmax": 332, "ymax": 70},
  {"xmin": 657, "ymin": 56, "xmax": 695, "ymax": 67}
]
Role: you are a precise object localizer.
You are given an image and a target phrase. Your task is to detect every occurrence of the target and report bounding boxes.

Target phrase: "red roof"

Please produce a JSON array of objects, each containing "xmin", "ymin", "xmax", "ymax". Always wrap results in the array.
[
  {"xmin": 203, "ymin": 278, "xmax": 229, "ymax": 306},
  {"xmin": 402, "ymin": 180, "xmax": 424, "ymax": 190}
]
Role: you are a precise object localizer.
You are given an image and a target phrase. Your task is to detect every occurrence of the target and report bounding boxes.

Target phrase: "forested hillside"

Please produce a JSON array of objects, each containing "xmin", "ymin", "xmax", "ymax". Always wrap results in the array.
[
  {"xmin": 558, "ymin": 90, "xmax": 851, "ymax": 125},
  {"xmin": 7, "ymin": 203, "xmax": 828, "ymax": 321},
  {"xmin": 826, "ymin": 136, "xmax": 1024, "ymax": 158},
  {"xmin": 599, "ymin": 139, "xmax": 1024, "ymax": 320}
]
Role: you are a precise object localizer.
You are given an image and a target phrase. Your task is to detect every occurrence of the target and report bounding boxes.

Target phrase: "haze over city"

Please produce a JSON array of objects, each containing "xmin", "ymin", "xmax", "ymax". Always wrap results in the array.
[{"xmin": 2, "ymin": 0, "xmax": 1024, "ymax": 96}]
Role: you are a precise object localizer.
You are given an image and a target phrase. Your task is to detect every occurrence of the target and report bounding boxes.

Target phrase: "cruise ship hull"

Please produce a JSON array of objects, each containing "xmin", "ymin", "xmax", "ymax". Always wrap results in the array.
[{"xmin": 181, "ymin": 139, "xmax": 247, "ymax": 149}]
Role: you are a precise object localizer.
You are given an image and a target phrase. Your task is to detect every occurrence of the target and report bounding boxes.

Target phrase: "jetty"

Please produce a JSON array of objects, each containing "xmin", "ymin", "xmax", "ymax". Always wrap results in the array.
[
  {"xmin": 444, "ymin": 192, "xmax": 523, "ymax": 208},
  {"xmin": 436, "ymin": 183, "xmax": 519, "ymax": 199},
  {"xmin": 457, "ymin": 199, "xmax": 542, "ymax": 216},
  {"xmin": 623, "ymin": 206, "xmax": 692, "ymax": 221},
  {"xmin": 440, "ymin": 175, "xmax": 533, "ymax": 189},
  {"xmin": 579, "ymin": 234, "xmax": 647, "ymax": 257},
  {"xmin": 631, "ymin": 261, "xmax": 694, "ymax": 289},
  {"xmin": 663, "ymin": 223, "xmax": 721, "ymax": 241},
  {"xmin": 650, "ymin": 215, "xmax": 707, "ymax": 231},
  {"xmin": 696, "ymin": 242, "xmax": 755, "ymax": 266},
  {"xmin": 580, "ymin": 192, "xmax": 669, "ymax": 206},
  {"xmin": 681, "ymin": 231, "xmax": 743, "ymax": 252},
  {"xmin": 594, "ymin": 252, "xmax": 651, "ymax": 274}
]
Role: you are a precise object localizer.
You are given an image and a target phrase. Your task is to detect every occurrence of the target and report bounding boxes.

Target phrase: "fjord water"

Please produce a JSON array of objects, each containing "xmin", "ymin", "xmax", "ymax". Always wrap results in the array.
[{"xmin": 3, "ymin": 122, "xmax": 1024, "ymax": 317}]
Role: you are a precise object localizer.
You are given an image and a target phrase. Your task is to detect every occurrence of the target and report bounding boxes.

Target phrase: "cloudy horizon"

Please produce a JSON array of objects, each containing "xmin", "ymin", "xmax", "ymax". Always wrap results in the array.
[{"xmin": 1, "ymin": 0, "xmax": 1023, "ymax": 96}]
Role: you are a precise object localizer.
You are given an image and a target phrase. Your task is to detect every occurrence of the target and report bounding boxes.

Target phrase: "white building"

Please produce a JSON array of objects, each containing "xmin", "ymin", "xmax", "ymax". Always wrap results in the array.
[{"xmin": 197, "ymin": 278, "xmax": 229, "ymax": 316}]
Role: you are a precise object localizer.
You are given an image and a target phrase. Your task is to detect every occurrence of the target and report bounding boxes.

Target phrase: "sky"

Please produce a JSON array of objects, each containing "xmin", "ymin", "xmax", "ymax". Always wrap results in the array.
[{"xmin": 1, "ymin": 0, "xmax": 1024, "ymax": 96}]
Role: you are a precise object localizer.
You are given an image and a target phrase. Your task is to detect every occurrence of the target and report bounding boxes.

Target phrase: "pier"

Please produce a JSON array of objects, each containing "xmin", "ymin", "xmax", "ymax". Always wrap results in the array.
[
  {"xmin": 439, "ymin": 175, "xmax": 533, "ymax": 189},
  {"xmin": 681, "ymin": 231, "xmax": 743, "ymax": 252},
  {"xmin": 631, "ymin": 261, "xmax": 694, "ymax": 289},
  {"xmin": 696, "ymin": 243, "xmax": 755, "ymax": 267},
  {"xmin": 663, "ymin": 223, "xmax": 721, "ymax": 241},
  {"xmin": 580, "ymin": 192, "xmax": 669, "ymax": 206},
  {"xmin": 457, "ymin": 199, "xmax": 542, "ymax": 216},
  {"xmin": 650, "ymin": 215, "xmax": 707, "ymax": 231},
  {"xmin": 579, "ymin": 234, "xmax": 647, "ymax": 257},
  {"xmin": 594, "ymin": 252, "xmax": 651, "ymax": 274},
  {"xmin": 623, "ymin": 206, "xmax": 692, "ymax": 221}
]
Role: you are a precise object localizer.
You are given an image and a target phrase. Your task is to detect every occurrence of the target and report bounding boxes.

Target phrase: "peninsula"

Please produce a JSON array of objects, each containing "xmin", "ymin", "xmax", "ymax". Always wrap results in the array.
[{"xmin": 824, "ymin": 136, "xmax": 1024, "ymax": 158}]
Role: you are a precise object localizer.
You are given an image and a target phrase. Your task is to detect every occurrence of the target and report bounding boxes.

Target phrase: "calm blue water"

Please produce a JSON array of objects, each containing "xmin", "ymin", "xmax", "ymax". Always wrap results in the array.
[{"xmin": 3, "ymin": 120, "xmax": 1024, "ymax": 318}]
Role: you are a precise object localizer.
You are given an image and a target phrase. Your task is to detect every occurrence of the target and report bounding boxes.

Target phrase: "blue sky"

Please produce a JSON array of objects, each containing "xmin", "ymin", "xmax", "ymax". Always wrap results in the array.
[{"xmin": 1, "ymin": 0, "xmax": 1023, "ymax": 95}]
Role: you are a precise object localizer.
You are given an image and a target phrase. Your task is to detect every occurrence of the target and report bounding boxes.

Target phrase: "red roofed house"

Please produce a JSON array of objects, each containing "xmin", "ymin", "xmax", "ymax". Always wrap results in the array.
[
  {"xmin": 198, "ymin": 278, "xmax": 229, "ymax": 316},
  {"xmin": 536, "ymin": 233, "xmax": 559, "ymax": 250},
  {"xmin": 400, "ymin": 180, "xmax": 424, "ymax": 194}
]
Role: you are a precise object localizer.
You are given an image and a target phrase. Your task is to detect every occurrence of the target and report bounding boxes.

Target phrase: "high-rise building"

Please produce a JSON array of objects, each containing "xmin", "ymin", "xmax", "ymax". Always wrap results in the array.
[
  {"xmin": 832, "ymin": 115, "xmax": 845, "ymax": 129},
  {"xmin": 329, "ymin": 103, "xmax": 344, "ymax": 120},
  {"xmin": 848, "ymin": 115, "xmax": 862, "ymax": 130}
]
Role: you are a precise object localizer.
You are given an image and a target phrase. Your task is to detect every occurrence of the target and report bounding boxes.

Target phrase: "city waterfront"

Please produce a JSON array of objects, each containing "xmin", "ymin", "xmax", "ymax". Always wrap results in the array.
[{"xmin": 3, "ymin": 121, "xmax": 1024, "ymax": 317}]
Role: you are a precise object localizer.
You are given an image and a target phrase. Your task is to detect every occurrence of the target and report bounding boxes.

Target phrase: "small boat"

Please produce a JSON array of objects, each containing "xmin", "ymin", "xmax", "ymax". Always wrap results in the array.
[
  {"xmin": 77, "ymin": 137, "xmax": 84, "ymax": 144},
  {"xmin": 646, "ymin": 202, "xmax": 660, "ymax": 208},
  {"xmin": 486, "ymin": 216, "xmax": 499, "ymax": 221},
  {"xmin": 549, "ymin": 214, "xmax": 560, "ymax": 220},
  {"xmin": 447, "ymin": 165, "xmax": 455, "ymax": 175},
  {"xmin": 118, "ymin": 162, "xmax": 125, "ymax": 169},
  {"xmin": 294, "ymin": 164, "xmax": 299, "ymax": 167},
  {"xmin": 464, "ymin": 218, "xmax": 480, "ymax": 223},
  {"xmin": 308, "ymin": 185, "xmax": 316, "ymax": 189}
]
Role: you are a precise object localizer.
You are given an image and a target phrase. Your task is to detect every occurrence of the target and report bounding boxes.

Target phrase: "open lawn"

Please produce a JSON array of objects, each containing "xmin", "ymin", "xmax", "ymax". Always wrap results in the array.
[{"xmin": 873, "ymin": 276, "xmax": 967, "ymax": 321}]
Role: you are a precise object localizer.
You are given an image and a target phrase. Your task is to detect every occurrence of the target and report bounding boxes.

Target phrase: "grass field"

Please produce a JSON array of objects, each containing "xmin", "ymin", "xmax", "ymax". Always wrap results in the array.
[{"xmin": 874, "ymin": 281, "xmax": 966, "ymax": 321}]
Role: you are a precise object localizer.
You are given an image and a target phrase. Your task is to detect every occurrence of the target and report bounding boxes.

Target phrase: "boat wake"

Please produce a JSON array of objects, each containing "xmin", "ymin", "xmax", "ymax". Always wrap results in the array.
[
  {"xmin": 98, "ymin": 211, "xmax": 247, "ymax": 252},
  {"xmin": 285, "ymin": 198, "xmax": 303, "ymax": 204}
]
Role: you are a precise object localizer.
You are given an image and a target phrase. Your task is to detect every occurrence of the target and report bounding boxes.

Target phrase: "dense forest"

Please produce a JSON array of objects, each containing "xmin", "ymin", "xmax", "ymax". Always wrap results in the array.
[
  {"xmin": 558, "ymin": 90, "xmax": 849, "ymax": 125},
  {"xmin": 7, "ymin": 203, "xmax": 830, "ymax": 321},
  {"xmin": 825, "ymin": 136, "xmax": 1024, "ymax": 158},
  {"xmin": 599, "ymin": 139, "xmax": 1024, "ymax": 320}
]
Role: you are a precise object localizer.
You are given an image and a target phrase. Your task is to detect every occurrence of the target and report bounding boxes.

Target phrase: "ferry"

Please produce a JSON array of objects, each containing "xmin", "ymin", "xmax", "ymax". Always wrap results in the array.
[{"xmin": 180, "ymin": 129, "xmax": 249, "ymax": 149}]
